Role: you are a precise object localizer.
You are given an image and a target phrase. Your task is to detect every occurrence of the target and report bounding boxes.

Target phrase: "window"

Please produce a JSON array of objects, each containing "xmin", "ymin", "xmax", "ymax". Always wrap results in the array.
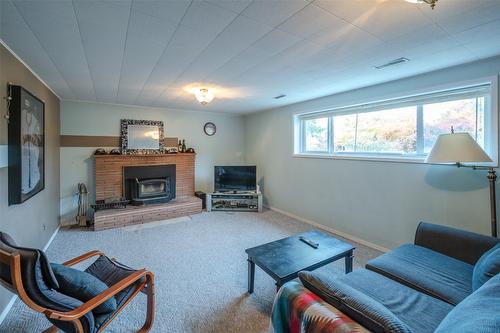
[
  {"xmin": 302, "ymin": 117, "xmax": 330, "ymax": 153},
  {"xmin": 294, "ymin": 82, "xmax": 495, "ymax": 162}
]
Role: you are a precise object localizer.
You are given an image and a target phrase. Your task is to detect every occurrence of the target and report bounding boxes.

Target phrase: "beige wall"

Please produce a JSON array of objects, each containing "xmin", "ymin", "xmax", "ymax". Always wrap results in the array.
[{"xmin": 0, "ymin": 45, "xmax": 60, "ymax": 314}]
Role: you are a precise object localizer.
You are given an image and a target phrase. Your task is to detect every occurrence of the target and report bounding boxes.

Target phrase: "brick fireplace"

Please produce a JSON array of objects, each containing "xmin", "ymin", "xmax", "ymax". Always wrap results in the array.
[{"xmin": 93, "ymin": 153, "xmax": 202, "ymax": 230}]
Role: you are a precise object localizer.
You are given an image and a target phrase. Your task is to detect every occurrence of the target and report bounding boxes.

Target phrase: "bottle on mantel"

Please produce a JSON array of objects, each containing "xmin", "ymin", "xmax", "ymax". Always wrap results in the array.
[
  {"xmin": 178, "ymin": 140, "xmax": 182, "ymax": 152},
  {"xmin": 182, "ymin": 139, "xmax": 186, "ymax": 153}
]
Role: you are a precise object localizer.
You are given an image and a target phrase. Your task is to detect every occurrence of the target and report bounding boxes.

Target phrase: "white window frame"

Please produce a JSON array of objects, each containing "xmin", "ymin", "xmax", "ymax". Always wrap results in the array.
[{"xmin": 293, "ymin": 77, "xmax": 499, "ymax": 166}]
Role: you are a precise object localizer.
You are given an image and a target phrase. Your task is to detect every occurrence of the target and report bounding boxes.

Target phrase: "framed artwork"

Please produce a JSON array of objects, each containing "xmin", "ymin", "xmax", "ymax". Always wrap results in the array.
[
  {"xmin": 8, "ymin": 85, "xmax": 45, "ymax": 205},
  {"xmin": 120, "ymin": 119, "xmax": 165, "ymax": 155}
]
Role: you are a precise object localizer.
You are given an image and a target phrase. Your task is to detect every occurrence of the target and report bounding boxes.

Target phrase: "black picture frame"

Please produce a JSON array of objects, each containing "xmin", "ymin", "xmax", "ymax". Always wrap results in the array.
[{"xmin": 8, "ymin": 85, "xmax": 45, "ymax": 205}]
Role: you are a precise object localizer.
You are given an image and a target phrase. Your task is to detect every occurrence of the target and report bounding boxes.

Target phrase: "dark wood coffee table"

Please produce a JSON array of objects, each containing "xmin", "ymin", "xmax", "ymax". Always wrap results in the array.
[{"xmin": 245, "ymin": 230, "xmax": 354, "ymax": 293}]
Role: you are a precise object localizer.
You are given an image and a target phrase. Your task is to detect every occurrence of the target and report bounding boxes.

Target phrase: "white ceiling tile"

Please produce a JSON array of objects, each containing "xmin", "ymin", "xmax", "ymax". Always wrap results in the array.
[
  {"xmin": 278, "ymin": 4, "xmax": 346, "ymax": 40},
  {"xmin": 131, "ymin": 0, "xmax": 191, "ymax": 25},
  {"xmin": 134, "ymin": 24, "xmax": 219, "ymax": 105},
  {"xmin": 436, "ymin": 2, "xmax": 500, "ymax": 34},
  {"xmin": 314, "ymin": 0, "xmax": 433, "ymax": 41},
  {"xmin": 11, "ymin": 0, "xmax": 95, "ymax": 100},
  {"xmin": 1, "ymin": 0, "xmax": 74, "ymax": 98},
  {"xmin": 181, "ymin": 1, "xmax": 238, "ymax": 33},
  {"xmin": 162, "ymin": 15, "xmax": 274, "ymax": 94},
  {"xmin": 208, "ymin": 29, "xmax": 302, "ymax": 82},
  {"xmin": 453, "ymin": 18, "xmax": 500, "ymax": 45},
  {"xmin": 3, "ymin": 0, "xmax": 500, "ymax": 113},
  {"xmin": 116, "ymin": 8, "xmax": 179, "ymax": 105},
  {"xmin": 241, "ymin": 0, "xmax": 307, "ymax": 28},
  {"xmin": 74, "ymin": 0, "xmax": 131, "ymax": 101},
  {"xmin": 206, "ymin": 0, "xmax": 252, "ymax": 14},
  {"xmin": 308, "ymin": 24, "xmax": 382, "ymax": 54}
]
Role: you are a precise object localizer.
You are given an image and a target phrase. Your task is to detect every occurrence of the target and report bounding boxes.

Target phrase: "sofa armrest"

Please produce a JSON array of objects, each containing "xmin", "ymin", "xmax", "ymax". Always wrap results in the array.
[
  {"xmin": 414, "ymin": 222, "xmax": 499, "ymax": 265},
  {"xmin": 271, "ymin": 281, "xmax": 371, "ymax": 333}
]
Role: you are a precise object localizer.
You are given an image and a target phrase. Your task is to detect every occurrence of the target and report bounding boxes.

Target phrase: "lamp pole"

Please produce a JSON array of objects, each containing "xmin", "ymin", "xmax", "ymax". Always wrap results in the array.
[
  {"xmin": 457, "ymin": 163, "xmax": 497, "ymax": 237},
  {"xmin": 488, "ymin": 168, "xmax": 497, "ymax": 238}
]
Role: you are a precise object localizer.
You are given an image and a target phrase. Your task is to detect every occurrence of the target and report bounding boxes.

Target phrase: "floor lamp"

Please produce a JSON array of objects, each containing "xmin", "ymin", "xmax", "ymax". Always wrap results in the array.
[{"xmin": 425, "ymin": 131, "xmax": 497, "ymax": 237}]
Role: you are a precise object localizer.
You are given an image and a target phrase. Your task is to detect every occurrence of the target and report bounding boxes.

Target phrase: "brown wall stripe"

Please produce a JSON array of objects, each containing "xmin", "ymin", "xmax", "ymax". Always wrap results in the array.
[{"xmin": 60, "ymin": 135, "xmax": 179, "ymax": 148}]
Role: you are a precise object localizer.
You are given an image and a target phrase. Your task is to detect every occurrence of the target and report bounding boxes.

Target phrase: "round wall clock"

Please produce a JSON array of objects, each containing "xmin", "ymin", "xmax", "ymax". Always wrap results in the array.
[{"xmin": 204, "ymin": 122, "xmax": 216, "ymax": 136}]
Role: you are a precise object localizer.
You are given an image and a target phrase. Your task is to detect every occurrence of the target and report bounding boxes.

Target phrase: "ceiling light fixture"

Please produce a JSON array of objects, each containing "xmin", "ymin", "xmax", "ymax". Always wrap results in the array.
[
  {"xmin": 405, "ymin": 0, "xmax": 438, "ymax": 9},
  {"xmin": 194, "ymin": 88, "xmax": 214, "ymax": 105}
]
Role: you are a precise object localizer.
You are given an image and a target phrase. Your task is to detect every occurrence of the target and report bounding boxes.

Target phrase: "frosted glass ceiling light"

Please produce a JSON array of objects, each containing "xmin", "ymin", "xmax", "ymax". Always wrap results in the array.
[
  {"xmin": 405, "ymin": 0, "xmax": 438, "ymax": 9},
  {"xmin": 194, "ymin": 88, "xmax": 215, "ymax": 105}
]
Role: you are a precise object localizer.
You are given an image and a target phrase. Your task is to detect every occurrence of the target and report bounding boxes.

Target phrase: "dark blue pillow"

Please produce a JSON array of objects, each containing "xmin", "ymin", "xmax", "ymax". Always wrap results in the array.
[
  {"xmin": 473, "ymin": 243, "xmax": 500, "ymax": 291},
  {"xmin": 51, "ymin": 263, "xmax": 117, "ymax": 315}
]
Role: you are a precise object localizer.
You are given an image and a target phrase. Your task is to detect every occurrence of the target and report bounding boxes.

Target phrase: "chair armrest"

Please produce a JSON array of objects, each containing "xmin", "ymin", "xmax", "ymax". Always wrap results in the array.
[
  {"xmin": 414, "ymin": 222, "xmax": 499, "ymax": 265},
  {"xmin": 44, "ymin": 269, "xmax": 152, "ymax": 321},
  {"xmin": 62, "ymin": 250, "xmax": 104, "ymax": 267}
]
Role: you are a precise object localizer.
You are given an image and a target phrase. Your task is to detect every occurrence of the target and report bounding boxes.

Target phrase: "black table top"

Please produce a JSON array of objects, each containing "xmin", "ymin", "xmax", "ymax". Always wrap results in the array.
[{"xmin": 245, "ymin": 230, "xmax": 354, "ymax": 280}]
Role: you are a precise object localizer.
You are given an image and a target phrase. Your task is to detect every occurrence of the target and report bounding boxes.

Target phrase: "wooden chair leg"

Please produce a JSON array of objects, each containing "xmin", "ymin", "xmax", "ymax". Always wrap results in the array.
[
  {"xmin": 42, "ymin": 326, "xmax": 58, "ymax": 333},
  {"xmin": 138, "ymin": 272, "xmax": 155, "ymax": 333}
]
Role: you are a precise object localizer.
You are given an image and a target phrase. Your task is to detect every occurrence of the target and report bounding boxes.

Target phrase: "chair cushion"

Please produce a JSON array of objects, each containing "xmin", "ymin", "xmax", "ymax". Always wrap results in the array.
[
  {"xmin": 299, "ymin": 269, "xmax": 452, "ymax": 333},
  {"xmin": 435, "ymin": 273, "xmax": 500, "ymax": 333},
  {"xmin": 366, "ymin": 244, "xmax": 473, "ymax": 305},
  {"xmin": 84, "ymin": 256, "xmax": 145, "ymax": 331},
  {"xmin": 472, "ymin": 243, "xmax": 500, "ymax": 291},
  {"xmin": 51, "ymin": 263, "xmax": 117, "ymax": 315}
]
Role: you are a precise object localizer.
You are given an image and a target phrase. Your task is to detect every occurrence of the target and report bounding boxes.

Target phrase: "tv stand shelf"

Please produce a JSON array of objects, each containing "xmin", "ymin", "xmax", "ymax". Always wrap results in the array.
[{"xmin": 207, "ymin": 192, "xmax": 262, "ymax": 213}]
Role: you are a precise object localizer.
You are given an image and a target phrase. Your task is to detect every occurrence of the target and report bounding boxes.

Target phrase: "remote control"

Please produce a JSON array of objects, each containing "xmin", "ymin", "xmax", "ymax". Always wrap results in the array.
[{"xmin": 299, "ymin": 236, "xmax": 319, "ymax": 249}]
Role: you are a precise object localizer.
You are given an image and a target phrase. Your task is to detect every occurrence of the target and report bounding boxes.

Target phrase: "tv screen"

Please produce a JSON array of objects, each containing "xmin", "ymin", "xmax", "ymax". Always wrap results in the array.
[{"xmin": 214, "ymin": 166, "xmax": 256, "ymax": 192}]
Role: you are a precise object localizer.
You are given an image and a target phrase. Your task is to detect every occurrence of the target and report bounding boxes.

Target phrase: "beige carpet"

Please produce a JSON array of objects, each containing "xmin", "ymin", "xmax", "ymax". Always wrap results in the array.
[{"xmin": 0, "ymin": 209, "xmax": 381, "ymax": 333}]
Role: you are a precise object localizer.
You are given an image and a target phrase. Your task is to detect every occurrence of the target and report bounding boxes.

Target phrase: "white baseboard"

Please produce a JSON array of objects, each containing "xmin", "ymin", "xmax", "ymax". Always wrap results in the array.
[
  {"xmin": 0, "ymin": 225, "xmax": 60, "ymax": 325},
  {"xmin": 43, "ymin": 225, "xmax": 60, "ymax": 252},
  {"xmin": 267, "ymin": 205, "xmax": 390, "ymax": 253},
  {"xmin": 0, "ymin": 145, "xmax": 7, "ymax": 168}
]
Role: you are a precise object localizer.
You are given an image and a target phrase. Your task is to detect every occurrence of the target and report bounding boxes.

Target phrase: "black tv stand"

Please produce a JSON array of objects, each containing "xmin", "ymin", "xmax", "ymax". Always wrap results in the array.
[{"xmin": 207, "ymin": 192, "xmax": 262, "ymax": 212}]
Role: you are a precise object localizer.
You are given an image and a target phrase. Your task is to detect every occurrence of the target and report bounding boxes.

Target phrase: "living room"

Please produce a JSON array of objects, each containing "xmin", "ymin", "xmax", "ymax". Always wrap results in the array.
[{"xmin": 1, "ymin": 0, "xmax": 499, "ymax": 332}]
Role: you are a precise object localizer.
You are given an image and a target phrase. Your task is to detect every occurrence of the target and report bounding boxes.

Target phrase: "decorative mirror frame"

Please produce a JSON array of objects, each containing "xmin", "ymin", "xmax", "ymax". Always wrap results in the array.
[{"xmin": 120, "ymin": 119, "xmax": 165, "ymax": 155}]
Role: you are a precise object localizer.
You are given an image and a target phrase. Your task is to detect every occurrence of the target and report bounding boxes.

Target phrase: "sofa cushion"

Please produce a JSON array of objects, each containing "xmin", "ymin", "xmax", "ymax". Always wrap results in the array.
[
  {"xmin": 435, "ymin": 273, "xmax": 500, "ymax": 333},
  {"xmin": 473, "ymin": 243, "xmax": 500, "ymax": 291},
  {"xmin": 51, "ymin": 263, "xmax": 117, "ymax": 315},
  {"xmin": 299, "ymin": 269, "xmax": 452, "ymax": 333},
  {"xmin": 366, "ymin": 244, "xmax": 473, "ymax": 305}
]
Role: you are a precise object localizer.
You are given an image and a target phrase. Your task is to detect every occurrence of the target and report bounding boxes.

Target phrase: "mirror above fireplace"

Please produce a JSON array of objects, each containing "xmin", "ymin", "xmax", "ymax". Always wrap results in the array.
[{"xmin": 121, "ymin": 119, "xmax": 165, "ymax": 155}]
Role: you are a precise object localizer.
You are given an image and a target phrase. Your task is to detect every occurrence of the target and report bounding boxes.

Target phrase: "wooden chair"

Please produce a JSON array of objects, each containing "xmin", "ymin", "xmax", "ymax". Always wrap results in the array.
[{"xmin": 0, "ymin": 232, "xmax": 155, "ymax": 333}]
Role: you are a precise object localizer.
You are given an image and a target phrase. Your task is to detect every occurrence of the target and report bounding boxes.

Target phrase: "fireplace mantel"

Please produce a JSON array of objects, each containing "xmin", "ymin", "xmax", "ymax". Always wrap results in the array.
[{"xmin": 94, "ymin": 153, "xmax": 196, "ymax": 201}]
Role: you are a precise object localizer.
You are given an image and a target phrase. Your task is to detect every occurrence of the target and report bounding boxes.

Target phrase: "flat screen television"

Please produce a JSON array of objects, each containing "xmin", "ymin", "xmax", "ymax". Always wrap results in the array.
[{"xmin": 214, "ymin": 166, "xmax": 256, "ymax": 192}]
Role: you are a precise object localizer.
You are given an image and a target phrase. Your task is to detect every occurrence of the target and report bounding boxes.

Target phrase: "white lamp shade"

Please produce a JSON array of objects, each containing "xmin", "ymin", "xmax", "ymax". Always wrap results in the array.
[{"xmin": 425, "ymin": 132, "xmax": 492, "ymax": 164}]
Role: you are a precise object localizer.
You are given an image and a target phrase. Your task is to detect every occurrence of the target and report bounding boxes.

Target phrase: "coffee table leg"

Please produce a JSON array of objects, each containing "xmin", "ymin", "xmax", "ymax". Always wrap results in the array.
[
  {"xmin": 248, "ymin": 258, "xmax": 255, "ymax": 293},
  {"xmin": 345, "ymin": 250, "xmax": 353, "ymax": 273}
]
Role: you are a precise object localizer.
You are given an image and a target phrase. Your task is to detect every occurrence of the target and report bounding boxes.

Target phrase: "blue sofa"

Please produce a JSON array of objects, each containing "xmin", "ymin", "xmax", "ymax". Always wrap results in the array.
[{"xmin": 272, "ymin": 222, "xmax": 500, "ymax": 333}]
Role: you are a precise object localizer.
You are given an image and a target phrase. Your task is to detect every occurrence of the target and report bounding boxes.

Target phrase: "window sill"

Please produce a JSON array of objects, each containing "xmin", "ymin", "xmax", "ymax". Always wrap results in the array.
[
  {"xmin": 292, "ymin": 153, "xmax": 498, "ymax": 167},
  {"xmin": 292, "ymin": 153, "xmax": 429, "ymax": 164}
]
